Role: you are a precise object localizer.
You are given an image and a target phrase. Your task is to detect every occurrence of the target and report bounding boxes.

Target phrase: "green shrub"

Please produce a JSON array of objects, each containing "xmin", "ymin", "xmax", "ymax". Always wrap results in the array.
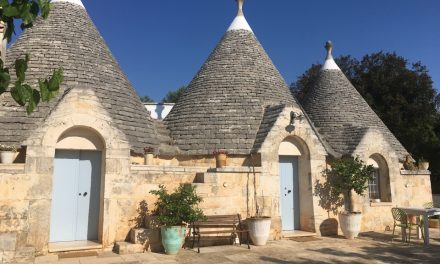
[{"xmin": 150, "ymin": 184, "xmax": 205, "ymax": 226}]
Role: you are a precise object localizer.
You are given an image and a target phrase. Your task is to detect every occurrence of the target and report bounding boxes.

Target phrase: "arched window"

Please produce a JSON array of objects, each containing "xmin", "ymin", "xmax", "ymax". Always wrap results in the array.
[
  {"xmin": 367, "ymin": 154, "xmax": 391, "ymax": 202},
  {"xmin": 368, "ymin": 160, "xmax": 380, "ymax": 199}
]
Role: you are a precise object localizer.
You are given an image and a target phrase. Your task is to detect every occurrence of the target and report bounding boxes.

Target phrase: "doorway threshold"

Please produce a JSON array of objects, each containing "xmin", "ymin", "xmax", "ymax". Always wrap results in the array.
[
  {"xmin": 282, "ymin": 230, "xmax": 316, "ymax": 238},
  {"xmin": 48, "ymin": 241, "xmax": 102, "ymax": 253}
]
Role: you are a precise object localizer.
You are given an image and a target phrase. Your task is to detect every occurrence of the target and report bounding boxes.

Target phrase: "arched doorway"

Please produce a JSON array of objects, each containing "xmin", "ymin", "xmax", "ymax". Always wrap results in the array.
[
  {"xmin": 278, "ymin": 137, "xmax": 304, "ymax": 231},
  {"xmin": 49, "ymin": 127, "xmax": 104, "ymax": 242}
]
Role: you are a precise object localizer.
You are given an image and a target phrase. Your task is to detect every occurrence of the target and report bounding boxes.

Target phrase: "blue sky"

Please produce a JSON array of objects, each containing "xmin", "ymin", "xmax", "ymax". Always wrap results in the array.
[{"xmin": 27, "ymin": 0, "xmax": 440, "ymax": 101}]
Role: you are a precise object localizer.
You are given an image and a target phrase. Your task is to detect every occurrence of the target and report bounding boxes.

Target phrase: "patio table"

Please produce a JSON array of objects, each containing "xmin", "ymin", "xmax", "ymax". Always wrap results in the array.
[{"xmin": 399, "ymin": 207, "xmax": 440, "ymax": 246}]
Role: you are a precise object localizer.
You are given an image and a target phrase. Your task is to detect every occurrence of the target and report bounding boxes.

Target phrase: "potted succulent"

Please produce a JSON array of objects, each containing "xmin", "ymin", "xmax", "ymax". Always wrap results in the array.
[
  {"xmin": 213, "ymin": 149, "xmax": 228, "ymax": 168},
  {"xmin": 0, "ymin": 144, "xmax": 17, "ymax": 164},
  {"xmin": 418, "ymin": 158, "xmax": 429, "ymax": 170},
  {"xmin": 144, "ymin": 147, "xmax": 155, "ymax": 165},
  {"xmin": 325, "ymin": 156, "xmax": 374, "ymax": 239},
  {"xmin": 150, "ymin": 184, "xmax": 205, "ymax": 255}
]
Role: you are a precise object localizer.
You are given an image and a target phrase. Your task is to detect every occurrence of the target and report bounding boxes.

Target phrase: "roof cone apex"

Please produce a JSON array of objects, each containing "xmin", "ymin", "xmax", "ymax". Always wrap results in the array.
[
  {"xmin": 227, "ymin": 0, "xmax": 253, "ymax": 33},
  {"xmin": 322, "ymin": 41, "xmax": 341, "ymax": 71},
  {"xmin": 51, "ymin": 0, "xmax": 85, "ymax": 8}
]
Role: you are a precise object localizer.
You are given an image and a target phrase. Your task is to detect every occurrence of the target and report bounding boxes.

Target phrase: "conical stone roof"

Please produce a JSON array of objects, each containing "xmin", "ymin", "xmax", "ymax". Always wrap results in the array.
[
  {"xmin": 165, "ymin": 1, "xmax": 296, "ymax": 155},
  {"xmin": 301, "ymin": 41, "xmax": 407, "ymax": 158},
  {"xmin": 0, "ymin": 0, "xmax": 158, "ymax": 153}
]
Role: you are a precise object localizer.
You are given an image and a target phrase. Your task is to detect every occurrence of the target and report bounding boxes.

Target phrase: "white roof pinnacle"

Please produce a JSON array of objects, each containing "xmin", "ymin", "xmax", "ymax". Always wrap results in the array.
[
  {"xmin": 322, "ymin": 41, "xmax": 341, "ymax": 71},
  {"xmin": 51, "ymin": 0, "xmax": 85, "ymax": 8},
  {"xmin": 227, "ymin": 0, "xmax": 253, "ymax": 33}
]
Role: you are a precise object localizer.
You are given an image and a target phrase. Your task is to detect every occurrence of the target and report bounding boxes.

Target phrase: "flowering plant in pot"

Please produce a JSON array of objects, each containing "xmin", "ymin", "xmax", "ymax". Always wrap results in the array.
[
  {"xmin": 213, "ymin": 149, "xmax": 228, "ymax": 168},
  {"xmin": 325, "ymin": 156, "xmax": 374, "ymax": 239},
  {"xmin": 144, "ymin": 147, "xmax": 155, "ymax": 165},
  {"xmin": 150, "ymin": 184, "xmax": 205, "ymax": 255},
  {"xmin": 0, "ymin": 144, "xmax": 17, "ymax": 164}
]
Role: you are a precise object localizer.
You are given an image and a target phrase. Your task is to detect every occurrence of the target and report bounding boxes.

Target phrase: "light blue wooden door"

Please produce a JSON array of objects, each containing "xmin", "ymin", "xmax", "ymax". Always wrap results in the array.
[
  {"xmin": 279, "ymin": 156, "xmax": 300, "ymax": 231},
  {"xmin": 50, "ymin": 150, "xmax": 101, "ymax": 242}
]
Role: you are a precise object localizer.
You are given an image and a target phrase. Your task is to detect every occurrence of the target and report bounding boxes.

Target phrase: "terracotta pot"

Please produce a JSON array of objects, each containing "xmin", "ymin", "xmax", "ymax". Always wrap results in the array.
[
  {"xmin": 215, "ymin": 153, "xmax": 227, "ymax": 168},
  {"xmin": 429, "ymin": 219, "xmax": 440, "ymax": 228},
  {"xmin": 418, "ymin": 161, "xmax": 429, "ymax": 170},
  {"xmin": 408, "ymin": 214, "xmax": 417, "ymax": 225},
  {"xmin": 339, "ymin": 212, "xmax": 362, "ymax": 239},
  {"xmin": 0, "ymin": 151, "xmax": 15, "ymax": 164},
  {"xmin": 144, "ymin": 153, "xmax": 154, "ymax": 165}
]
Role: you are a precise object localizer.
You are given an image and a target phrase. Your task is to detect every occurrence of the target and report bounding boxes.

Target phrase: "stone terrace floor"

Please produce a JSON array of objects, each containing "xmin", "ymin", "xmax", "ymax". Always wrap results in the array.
[{"xmin": 32, "ymin": 229, "xmax": 440, "ymax": 264}]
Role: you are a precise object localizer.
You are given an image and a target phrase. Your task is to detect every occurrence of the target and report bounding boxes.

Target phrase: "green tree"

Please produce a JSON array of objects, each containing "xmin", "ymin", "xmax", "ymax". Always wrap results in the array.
[
  {"xmin": 162, "ymin": 85, "xmax": 187, "ymax": 103},
  {"xmin": 140, "ymin": 95, "xmax": 154, "ymax": 103},
  {"xmin": 323, "ymin": 157, "xmax": 374, "ymax": 213},
  {"xmin": 0, "ymin": 0, "xmax": 63, "ymax": 114},
  {"xmin": 292, "ymin": 52, "xmax": 440, "ymax": 193}
]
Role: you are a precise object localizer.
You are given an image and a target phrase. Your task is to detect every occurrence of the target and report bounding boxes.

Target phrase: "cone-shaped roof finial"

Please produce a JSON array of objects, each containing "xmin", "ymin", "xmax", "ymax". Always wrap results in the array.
[
  {"xmin": 237, "ymin": 0, "xmax": 244, "ymax": 16},
  {"xmin": 322, "ymin": 40, "xmax": 340, "ymax": 70},
  {"xmin": 228, "ymin": 0, "xmax": 253, "ymax": 33}
]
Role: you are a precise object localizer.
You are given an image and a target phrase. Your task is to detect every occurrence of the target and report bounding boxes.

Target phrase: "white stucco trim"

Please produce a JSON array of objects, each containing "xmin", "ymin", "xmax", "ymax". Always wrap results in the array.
[
  {"xmin": 322, "ymin": 58, "xmax": 341, "ymax": 71},
  {"xmin": 51, "ymin": 0, "xmax": 85, "ymax": 8},
  {"xmin": 227, "ymin": 16, "xmax": 253, "ymax": 33}
]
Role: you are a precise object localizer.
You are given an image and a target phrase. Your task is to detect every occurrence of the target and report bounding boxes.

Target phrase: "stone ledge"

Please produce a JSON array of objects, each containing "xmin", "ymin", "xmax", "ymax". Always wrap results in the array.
[
  {"xmin": 0, "ymin": 164, "xmax": 25, "ymax": 174},
  {"xmin": 370, "ymin": 202, "xmax": 393, "ymax": 207},
  {"xmin": 400, "ymin": 170, "xmax": 431, "ymax": 176},
  {"xmin": 207, "ymin": 167, "xmax": 262, "ymax": 173},
  {"xmin": 131, "ymin": 165, "xmax": 207, "ymax": 173}
]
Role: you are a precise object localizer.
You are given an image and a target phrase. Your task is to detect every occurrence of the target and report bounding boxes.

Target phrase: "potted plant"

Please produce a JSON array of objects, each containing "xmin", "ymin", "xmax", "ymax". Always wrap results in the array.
[
  {"xmin": 144, "ymin": 147, "xmax": 155, "ymax": 165},
  {"xmin": 213, "ymin": 149, "xmax": 228, "ymax": 168},
  {"xmin": 247, "ymin": 205, "xmax": 271, "ymax": 246},
  {"xmin": 325, "ymin": 156, "xmax": 374, "ymax": 239},
  {"xmin": 150, "ymin": 184, "xmax": 205, "ymax": 255},
  {"xmin": 418, "ymin": 158, "xmax": 429, "ymax": 170},
  {"xmin": 0, "ymin": 144, "xmax": 17, "ymax": 164}
]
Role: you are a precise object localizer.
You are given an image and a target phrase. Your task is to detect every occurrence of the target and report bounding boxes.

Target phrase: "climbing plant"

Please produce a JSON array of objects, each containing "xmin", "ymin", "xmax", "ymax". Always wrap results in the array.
[{"xmin": 0, "ymin": 0, "xmax": 63, "ymax": 114}]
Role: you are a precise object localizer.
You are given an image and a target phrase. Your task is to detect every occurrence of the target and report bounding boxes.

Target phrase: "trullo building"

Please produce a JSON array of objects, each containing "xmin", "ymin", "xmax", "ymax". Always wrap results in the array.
[{"xmin": 0, "ymin": 0, "xmax": 432, "ymax": 261}]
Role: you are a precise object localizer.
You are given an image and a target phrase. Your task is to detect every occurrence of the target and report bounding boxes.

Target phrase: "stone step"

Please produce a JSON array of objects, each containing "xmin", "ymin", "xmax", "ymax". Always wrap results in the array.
[
  {"xmin": 282, "ymin": 230, "xmax": 317, "ymax": 238},
  {"xmin": 114, "ymin": 242, "xmax": 144, "ymax": 255}
]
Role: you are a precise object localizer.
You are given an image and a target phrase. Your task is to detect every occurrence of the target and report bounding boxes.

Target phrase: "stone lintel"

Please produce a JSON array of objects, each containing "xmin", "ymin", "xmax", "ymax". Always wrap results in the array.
[
  {"xmin": 0, "ymin": 164, "xmax": 25, "ymax": 174},
  {"xmin": 400, "ymin": 170, "xmax": 431, "ymax": 176}
]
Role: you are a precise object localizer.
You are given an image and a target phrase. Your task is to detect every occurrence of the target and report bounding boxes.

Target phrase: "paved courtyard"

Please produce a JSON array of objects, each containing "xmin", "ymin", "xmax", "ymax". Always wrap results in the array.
[{"xmin": 32, "ymin": 230, "xmax": 440, "ymax": 264}]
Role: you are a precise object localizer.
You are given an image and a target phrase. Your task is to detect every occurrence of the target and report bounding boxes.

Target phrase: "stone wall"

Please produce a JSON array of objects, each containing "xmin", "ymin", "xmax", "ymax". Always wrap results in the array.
[
  {"xmin": 258, "ymin": 106, "xmax": 329, "ymax": 237},
  {"xmin": 0, "ymin": 165, "xmax": 34, "ymax": 263}
]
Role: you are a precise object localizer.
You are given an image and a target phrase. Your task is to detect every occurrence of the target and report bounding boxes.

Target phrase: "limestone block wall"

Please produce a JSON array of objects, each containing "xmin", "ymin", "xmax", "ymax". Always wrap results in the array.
[
  {"xmin": 0, "ymin": 165, "xmax": 30, "ymax": 263},
  {"xmin": 258, "ymin": 106, "xmax": 329, "ymax": 236},
  {"xmin": 352, "ymin": 129, "xmax": 433, "ymax": 232}
]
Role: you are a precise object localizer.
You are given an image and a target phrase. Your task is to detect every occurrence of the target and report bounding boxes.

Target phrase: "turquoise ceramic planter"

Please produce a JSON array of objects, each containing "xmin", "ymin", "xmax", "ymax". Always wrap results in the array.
[{"xmin": 161, "ymin": 226, "xmax": 186, "ymax": 255}]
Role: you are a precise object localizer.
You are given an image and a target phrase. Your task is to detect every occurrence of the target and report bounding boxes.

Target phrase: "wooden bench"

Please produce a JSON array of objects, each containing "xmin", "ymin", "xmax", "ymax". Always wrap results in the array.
[{"xmin": 191, "ymin": 214, "xmax": 250, "ymax": 253}]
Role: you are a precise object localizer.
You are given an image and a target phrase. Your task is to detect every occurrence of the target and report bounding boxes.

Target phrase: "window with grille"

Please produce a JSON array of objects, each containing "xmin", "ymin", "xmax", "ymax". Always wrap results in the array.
[{"xmin": 368, "ymin": 168, "xmax": 380, "ymax": 200}]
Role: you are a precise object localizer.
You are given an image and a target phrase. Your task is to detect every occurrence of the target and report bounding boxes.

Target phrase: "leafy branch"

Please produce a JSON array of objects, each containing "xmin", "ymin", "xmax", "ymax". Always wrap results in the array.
[{"xmin": 0, "ymin": 0, "xmax": 63, "ymax": 114}]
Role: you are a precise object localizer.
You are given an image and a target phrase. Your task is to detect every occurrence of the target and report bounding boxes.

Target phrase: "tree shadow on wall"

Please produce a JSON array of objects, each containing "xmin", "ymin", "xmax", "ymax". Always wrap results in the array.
[
  {"xmin": 133, "ymin": 200, "xmax": 149, "ymax": 228},
  {"xmin": 314, "ymin": 170, "xmax": 345, "ymax": 236}
]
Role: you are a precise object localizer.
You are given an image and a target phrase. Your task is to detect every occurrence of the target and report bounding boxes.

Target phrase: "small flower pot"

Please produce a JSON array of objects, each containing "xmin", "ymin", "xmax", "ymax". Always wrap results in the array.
[
  {"xmin": 144, "ymin": 153, "xmax": 154, "ymax": 165},
  {"xmin": 339, "ymin": 212, "xmax": 362, "ymax": 240},
  {"xmin": 429, "ymin": 219, "xmax": 440, "ymax": 228},
  {"xmin": 247, "ymin": 216, "xmax": 271, "ymax": 246},
  {"xmin": 418, "ymin": 161, "xmax": 429, "ymax": 170},
  {"xmin": 215, "ymin": 153, "xmax": 227, "ymax": 168},
  {"xmin": 0, "ymin": 151, "xmax": 15, "ymax": 164}
]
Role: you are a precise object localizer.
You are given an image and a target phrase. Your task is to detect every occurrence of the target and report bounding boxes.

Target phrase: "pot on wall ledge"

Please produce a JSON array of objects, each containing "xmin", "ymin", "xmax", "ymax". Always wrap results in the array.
[
  {"xmin": 339, "ymin": 212, "xmax": 362, "ymax": 240},
  {"xmin": 214, "ymin": 150, "xmax": 228, "ymax": 168},
  {"xmin": 0, "ymin": 151, "xmax": 15, "ymax": 164},
  {"xmin": 144, "ymin": 153, "xmax": 154, "ymax": 165},
  {"xmin": 418, "ymin": 161, "xmax": 429, "ymax": 170},
  {"xmin": 247, "ymin": 216, "xmax": 271, "ymax": 246}
]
